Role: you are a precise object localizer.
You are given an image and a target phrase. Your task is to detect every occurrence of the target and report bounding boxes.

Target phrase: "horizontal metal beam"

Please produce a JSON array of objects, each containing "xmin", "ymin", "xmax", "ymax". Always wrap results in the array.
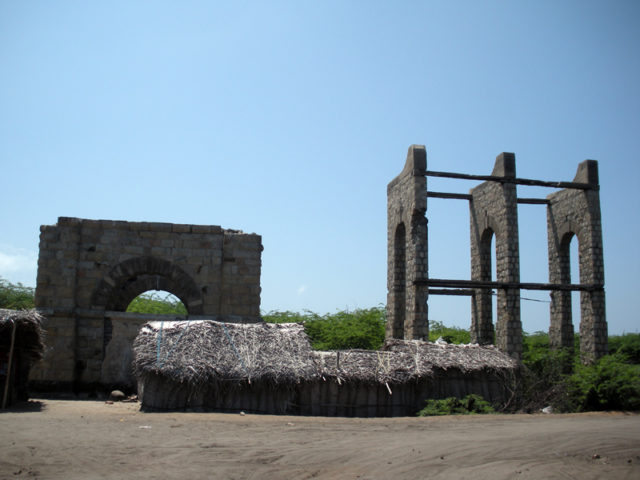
[
  {"xmin": 428, "ymin": 288, "xmax": 475, "ymax": 296},
  {"xmin": 427, "ymin": 191, "xmax": 550, "ymax": 205},
  {"xmin": 415, "ymin": 278, "xmax": 604, "ymax": 292},
  {"xmin": 517, "ymin": 197, "xmax": 550, "ymax": 205},
  {"xmin": 425, "ymin": 170, "xmax": 596, "ymax": 190},
  {"xmin": 426, "ymin": 191, "xmax": 471, "ymax": 200}
]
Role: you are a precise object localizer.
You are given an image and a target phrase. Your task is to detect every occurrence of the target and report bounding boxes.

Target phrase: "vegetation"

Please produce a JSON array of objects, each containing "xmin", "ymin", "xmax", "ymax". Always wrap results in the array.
[
  {"xmin": 428, "ymin": 319, "xmax": 470, "ymax": 344},
  {"xmin": 0, "ymin": 277, "xmax": 35, "ymax": 310},
  {"xmin": 1, "ymin": 276, "xmax": 637, "ymax": 414},
  {"xmin": 518, "ymin": 331, "xmax": 640, "ymax": 413},
  {"xmin": 263, "ymin": 307, "xmax": 386, "ymax": 351},
  {"xmin": 126, "ymin": 291, "xmax": 187, "ymax": 315},
  {"xmin": 417, "ymin": 394, "xmax": 495, "ymax": 416}
]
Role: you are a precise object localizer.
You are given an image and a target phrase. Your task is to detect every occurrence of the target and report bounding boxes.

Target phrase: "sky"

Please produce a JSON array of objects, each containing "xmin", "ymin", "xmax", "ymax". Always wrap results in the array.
[{"xmin": 1, "ymin": 1, "xmax": 638, "ymax": 335}]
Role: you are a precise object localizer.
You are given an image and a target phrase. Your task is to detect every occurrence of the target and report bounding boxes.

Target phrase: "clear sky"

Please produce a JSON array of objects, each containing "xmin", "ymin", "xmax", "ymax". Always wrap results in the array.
[{"xmin": 1, "ymin": 1, "xmax": 638, "ymax": 335}]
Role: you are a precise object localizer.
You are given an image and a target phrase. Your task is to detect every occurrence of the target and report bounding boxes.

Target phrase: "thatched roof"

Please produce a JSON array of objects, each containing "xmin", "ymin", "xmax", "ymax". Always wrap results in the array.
[
  {"xmin": 0, "ymin": 309, "xmax": 45, "ymax": 362},
  {"xmin": 133, "ymin": 320, "xmax": 318, "ymax": 388},
  {"xmin": 384, "ymin": 339, "xmax": 519, "ymax": 373},
  {"xmin": 133, "ymin": 320, "xmax": 518, "ymax": 389},
  {"xmin": 315, "ymin": 340, "xmax": 518, "ymax": 385}
]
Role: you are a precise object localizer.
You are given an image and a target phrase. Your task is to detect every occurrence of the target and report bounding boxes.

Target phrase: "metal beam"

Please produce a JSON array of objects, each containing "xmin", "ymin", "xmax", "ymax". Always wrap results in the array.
[
  {"xmin": 426, "ymin": 191, "xmax": 550, "ymax": 204},
  {"xmin": 426, "ymin": 191, "xmax": 472, "ymax": 200},
  {"xmin": 415, "ymin": 278, "xmax": 604, "ymax": 292},
  {"xmin": 428, "ymin": 288, "xmax": 474, "ymax": 296},
  {"xmin": 425, "ymin": 170, "xmax": 596, "ymax": 190}
]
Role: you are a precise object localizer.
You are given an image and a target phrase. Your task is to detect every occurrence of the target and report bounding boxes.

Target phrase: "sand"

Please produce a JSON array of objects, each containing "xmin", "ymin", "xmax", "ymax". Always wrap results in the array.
[{"xmin": 1, "ymin": 399, "xmax": 639, "ymax": 479}]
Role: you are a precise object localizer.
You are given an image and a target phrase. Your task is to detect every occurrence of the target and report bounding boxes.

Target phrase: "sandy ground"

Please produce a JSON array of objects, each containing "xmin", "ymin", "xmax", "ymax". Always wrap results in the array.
[{"xmin": 0, "ymin": 400, "xmax": 639, "ymax": 480}]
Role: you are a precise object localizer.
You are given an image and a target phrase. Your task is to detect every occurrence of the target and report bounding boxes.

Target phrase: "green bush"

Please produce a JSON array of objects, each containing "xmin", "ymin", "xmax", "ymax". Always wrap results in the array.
[
  {"xmin": 428, "ymin": 320, "xmax": 470, "ymax": 344},
  {"xmin": 417, "ymin": 394, "xmax": 495, "ymax": 416},
  {"xmin": 608, "ymin": 333, "xmax": 640, "ymax": 364},
  {"xmin": 0, "ymin": 277, "xmax": 35, "ymax": 310},
  {"xmin": 262, "ymin": 310, "xmax": 311, "ymax": 324},
  {"xmin": 263, "ymin": 307, "xmax": 386, "ymax": 351},
  {"xmin": 126, "ymin": 291, "xmax": 187, "ymax": 315},
  {"xmin": 564, "ymin": 353, "xmax": 640, "ymax": 411}
]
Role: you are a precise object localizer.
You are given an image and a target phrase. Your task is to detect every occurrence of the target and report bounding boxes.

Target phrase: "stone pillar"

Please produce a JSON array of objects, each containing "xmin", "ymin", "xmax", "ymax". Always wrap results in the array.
[
  {"xmin": 31, "ymin": 218, "xmax": 81, "ymax": 388},
  {"xmin": 386, "ymin": 145, "xmax": 428, "ymax": 340},
  {"xmin": 470, "ymin": 153, "xmax": 522, "ymax": 359},
  {"xmin": 547, "ymin": 160, "xmax": 606, "ymax": 363}
]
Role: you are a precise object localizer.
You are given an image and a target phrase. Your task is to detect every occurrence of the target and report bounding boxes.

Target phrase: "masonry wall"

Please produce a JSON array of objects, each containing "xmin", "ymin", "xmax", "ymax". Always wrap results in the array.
[
  {"xmin": 386, "ymin": 145, "xmax": 428, "ymax": 340},
  {"xmin": 469, "ymin": 154, "xmax": 522, "ymax": 360},
  {"xmin": 31, "ymin": 217, "xmax": 262, "ymax": 389},
  {"xmin": 547, "ymin": 161, "xmax": 607, "ymax": 362}
]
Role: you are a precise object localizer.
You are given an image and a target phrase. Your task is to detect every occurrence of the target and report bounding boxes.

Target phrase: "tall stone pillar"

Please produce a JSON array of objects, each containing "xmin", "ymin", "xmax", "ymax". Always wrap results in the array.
[
  {"xmin": 547, "ymin": 160, "xmax": 606, "ymax": 363},
  {"xmin": 470, "ymin": 153, "xmax": 522, "ymax": 359},
  {"xmin": 386, "ymin": 145, "xmax": 428, "ymax": 340}
]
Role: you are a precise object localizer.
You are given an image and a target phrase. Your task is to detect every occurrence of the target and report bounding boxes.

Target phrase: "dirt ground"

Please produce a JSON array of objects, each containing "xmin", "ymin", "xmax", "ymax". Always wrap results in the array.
[{"xmin": 0, "ymin": 400, "xmax": 639, "ymax": 480}]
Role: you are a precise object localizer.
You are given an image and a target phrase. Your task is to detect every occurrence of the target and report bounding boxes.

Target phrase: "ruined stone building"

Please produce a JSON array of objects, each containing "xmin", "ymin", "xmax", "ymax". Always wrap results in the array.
[
  {"xmin": 387, "ymin": 145, "xmax": 606, "ymax": 362},
  {"xmin": 31, "ymin": 217, "xmax": 262, "ymax": 390}
]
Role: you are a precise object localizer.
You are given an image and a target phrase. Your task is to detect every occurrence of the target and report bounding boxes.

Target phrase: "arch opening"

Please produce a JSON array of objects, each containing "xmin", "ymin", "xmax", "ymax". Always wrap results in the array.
[
  {"xmin": 569, "ymin": 234, "xmax": 580, "ymax": 343},
  {"xmin": 126, "ymin": 290, "xmax": 188, "ymax": 316},
  {"xmin": 91, "ymin": 256, "xmax": 204, "ymax": 315},
  {"xmin": 392, "ymin": 223, "xmax": 406, "ymax": 339},
  {"xmin": 477, "ymin": 227, "xmax": 496, "ymax": 344}
]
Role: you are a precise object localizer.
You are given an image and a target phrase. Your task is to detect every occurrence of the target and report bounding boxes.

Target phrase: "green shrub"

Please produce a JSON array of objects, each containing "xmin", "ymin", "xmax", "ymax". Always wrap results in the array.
[
  {"xmin": 262, "ymin": 310, "xmax": 311, "ymax": 324},
  {"xmin": 428, "ymin": 320, "xmax": 470, "ymax": 344},
  {"xmin": 263, "ymin": 307, "xmax": 386, "ymax": 351},
  {"xmin": 0, "ymin": 277, "xmax": 35, "ymax": 310},
  {"xmin": 564, "ymin": 353, "xmax": 640, "ymax": 411},
  {"xmin": 608, "ymin": 333, "xmax": 640, "ymax": 364},
  {"xmin": 417, "ymin": 394, "xmax": 495, "ymax": 416},
  {"xmin": 126, "ymin": 291, "xmax": 187, "ymax": 315}
]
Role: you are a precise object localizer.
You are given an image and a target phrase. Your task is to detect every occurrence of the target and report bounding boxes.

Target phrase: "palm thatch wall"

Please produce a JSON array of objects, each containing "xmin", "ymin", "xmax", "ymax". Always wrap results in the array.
[
  {"xmin": 0, "ymin": 309, "xmax": 45, "ymax": 406},
  {"xmin": 133, "ymin": 320, "xmax": 519, "ymax": 416}
]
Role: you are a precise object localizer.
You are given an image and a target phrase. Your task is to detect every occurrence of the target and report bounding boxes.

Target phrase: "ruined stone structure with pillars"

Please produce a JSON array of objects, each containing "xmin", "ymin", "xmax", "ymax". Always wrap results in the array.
[
  {"xmin": 387, "ymin": 145, "xmax": 607, "ymax": 362},
  {"xmin": 386, "ymin": 145, "xmax": 429, "ymax": 341},
  {"xmin": 31, "ymin": 217, "xmax": 262, "ymax": 390},
  {"xmin": 469, "ymin": 153, "xmax": 522, "ymax": 358}
]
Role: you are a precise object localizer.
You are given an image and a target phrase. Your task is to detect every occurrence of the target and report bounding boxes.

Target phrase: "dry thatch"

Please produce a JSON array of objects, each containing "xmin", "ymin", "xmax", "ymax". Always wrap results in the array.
[
  {"xmin": 133, "ymin": 320, "xmax": 518, "ymax": 391},
  {"xmin": 314, "ymin": 340, "xmax": 518, "ymax": 385},
  {"xmin": 0, "ymin": 309, "xmax": 45, "ymax": 362},
  {"xmin": 313, "ymin": 349, "xmax": 431, "ymax": 384},
  {"xmin": 132, "ymin": 320, "xmax": 318, "ymax": 389},
  {"xmin": 383, "ymin": 339, "xmax": 519, "ymax": 373}
]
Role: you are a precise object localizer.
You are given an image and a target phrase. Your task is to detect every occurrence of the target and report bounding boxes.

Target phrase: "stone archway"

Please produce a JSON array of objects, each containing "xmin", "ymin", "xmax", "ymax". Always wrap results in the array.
[
  {"xmin": 91, "ymin": 256, "xmax": 204, "ymax": 314},
  {"xmin": 32, "ymin": 217, "xmax": 263, "ymax": 390}
]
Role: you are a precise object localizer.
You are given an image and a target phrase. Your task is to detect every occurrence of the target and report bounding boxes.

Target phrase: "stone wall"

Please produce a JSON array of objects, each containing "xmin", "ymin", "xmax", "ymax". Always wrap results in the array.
[
  {"xmin": 31, "ymin": 217, "xmax": 262, "ymax": 390},
  {"xmin": 469, "ymin": 153, "xmax": 522, "ymax": 360},
  {"xmin": 386, "ymin": 145, "xmax": 428, "ymax": 340},
  {"xmin": 547, "ymin": 161, "xmax": 607, "ymax": 362}
]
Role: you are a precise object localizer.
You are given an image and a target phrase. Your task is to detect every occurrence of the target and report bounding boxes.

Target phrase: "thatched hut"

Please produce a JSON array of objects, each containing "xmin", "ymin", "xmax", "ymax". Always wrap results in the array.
[
  {"xmin": 0, "ymin": 309, "xmax": 45, "ymax": 407},
  {"xmin": 133, "ymin": 320, "xmax": 519, "ymax": 416},
  {"xmin": 133, "ymin": 320, "xmax": 318, "ymax": 412}
]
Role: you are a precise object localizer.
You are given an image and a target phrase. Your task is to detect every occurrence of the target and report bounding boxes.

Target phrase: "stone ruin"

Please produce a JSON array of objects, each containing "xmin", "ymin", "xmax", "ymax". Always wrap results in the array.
[
  {"xmin": 31, "ymin": 217, "xmax": 262, "ymax": 390},
  {"xmin": 387, "ymin": 145, "xmax": 607, "ymax": 362},
  {"xmin": 28, "ymin": 146, "xmax": 606, "ymax": 392}
]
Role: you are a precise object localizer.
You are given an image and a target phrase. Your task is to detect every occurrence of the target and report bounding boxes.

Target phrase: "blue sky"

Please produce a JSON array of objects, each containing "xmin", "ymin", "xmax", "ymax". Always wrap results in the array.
[{"xmin": 1, "ymin": 1, "xmax": 638, "ymax": 335}]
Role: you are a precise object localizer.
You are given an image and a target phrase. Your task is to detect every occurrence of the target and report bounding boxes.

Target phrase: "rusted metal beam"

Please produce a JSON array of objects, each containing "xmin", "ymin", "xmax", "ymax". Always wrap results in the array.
[
  {"xmin": 415, "ymin": 278, "xmax": 604, "ymax": 292},
  {"xmin": 426, "ymin": 191, "xmax": 550, "ymax": 204},
  {"xmin": 426, "ymin": 191, "xmax": 472, "ymax": 200},
  {"xmin": 517, "ymin": 197, "xmax": 550, "ymax": 205},
  {"xmin": 425, "ymin": 170, "xmax": 596, "ymax": 190},
  {"xmin": 428, "ymin": 288, "xmax": 474, "ymax": 296}
]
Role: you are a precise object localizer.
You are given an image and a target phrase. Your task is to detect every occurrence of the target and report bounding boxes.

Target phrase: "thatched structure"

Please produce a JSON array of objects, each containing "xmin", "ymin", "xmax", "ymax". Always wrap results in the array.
[
  {"xmin": 133, "ymin": 320, "xmax": 519, "ymax": 416},
  {"xmin": 0, "ymin": 309, "xmax": 45, "ymax": 407}
]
